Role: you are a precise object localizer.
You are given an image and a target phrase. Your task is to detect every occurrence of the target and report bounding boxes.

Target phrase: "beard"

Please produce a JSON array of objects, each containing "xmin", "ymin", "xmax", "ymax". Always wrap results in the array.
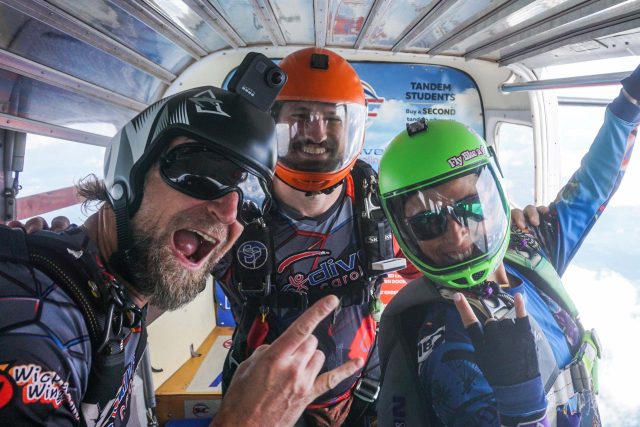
[{"xmin": 129, "ymin": 212, "xmax": 228, "ymax": 311}]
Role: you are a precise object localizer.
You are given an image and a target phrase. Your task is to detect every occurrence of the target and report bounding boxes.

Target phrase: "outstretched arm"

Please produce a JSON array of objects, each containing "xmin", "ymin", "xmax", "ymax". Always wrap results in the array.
[
  {"xmin": 537, "ymin": 65, "xmax": 640, "ymax": 274},
  {"xmin": 211, "ymin": 295, "xmax": 364, "ymax": 427}
]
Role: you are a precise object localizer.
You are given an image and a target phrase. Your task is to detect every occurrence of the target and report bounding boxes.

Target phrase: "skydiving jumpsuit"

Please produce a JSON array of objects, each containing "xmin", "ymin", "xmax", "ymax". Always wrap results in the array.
[
  {"xmin": 217, "ymin": 181, "xmax": 381, "ymax": 423},
  {"xmin": 0, "ymin": 227, "xmax": 145, "ymax": 426},
  {"xmin": 412, "ymin": 91, "xmax": 639, "ymax": 426}
]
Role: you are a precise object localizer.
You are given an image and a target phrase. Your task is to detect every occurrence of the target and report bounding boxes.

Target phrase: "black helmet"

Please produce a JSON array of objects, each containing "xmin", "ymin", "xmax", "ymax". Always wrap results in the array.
[
  {"xmin": 103, "ymin": 85, "xmax": 277, "ymax": 281},
  {"xmin": 104, "ymin": 86, "xmax": 276, "ymax": 215}
]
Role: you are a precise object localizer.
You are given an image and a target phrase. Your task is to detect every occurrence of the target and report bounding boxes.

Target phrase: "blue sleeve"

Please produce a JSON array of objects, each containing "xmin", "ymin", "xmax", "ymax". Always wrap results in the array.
[
  {"xmin": 0, "ymin": 263, "xmax": 91, "ymax": 426},
  {"xmin": 420, "ymin": 309, "xmax": 548, "ymax": 426},
  {"xmin": 549, "ymin": 92, "xmax": 640, "ymax": 275}
]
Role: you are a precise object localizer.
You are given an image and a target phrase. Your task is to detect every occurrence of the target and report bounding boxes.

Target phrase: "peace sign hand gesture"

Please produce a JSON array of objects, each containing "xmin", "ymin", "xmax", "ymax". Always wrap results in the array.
[{"xmin": 454, "ymin": 292, "xmax": 539, "ymax": 387}]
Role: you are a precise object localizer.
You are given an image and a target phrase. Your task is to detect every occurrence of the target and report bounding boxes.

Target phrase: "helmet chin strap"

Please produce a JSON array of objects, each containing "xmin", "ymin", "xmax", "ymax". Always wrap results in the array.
[
  {"xmin": 471, "ymin": 280, "xmax": 515, "ymax": 317},
  {"xmin": 109, "ymin": 183, "xmax": 137, "ymax": 284},
  {"xmin": 277, "ymin": 173, "xmax": 345, "ymax": 197},
  {"xmin": 304, "ymin": 179, "xmax": 344, "ymax": 197}
]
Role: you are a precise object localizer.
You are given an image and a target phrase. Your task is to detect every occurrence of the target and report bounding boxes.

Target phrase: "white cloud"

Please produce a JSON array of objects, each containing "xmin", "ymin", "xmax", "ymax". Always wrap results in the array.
[
  {"xmin": 563, "ymin": 265, "xmax": 640, "ymax": 423},
  {"xmin": 370, "ymin": 99, "xmax": 409, "ymax": 127}
]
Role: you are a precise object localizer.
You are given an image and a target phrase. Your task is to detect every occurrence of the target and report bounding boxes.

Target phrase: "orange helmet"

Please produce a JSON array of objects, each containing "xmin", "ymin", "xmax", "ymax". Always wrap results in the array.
[{"xmin": 273, "ymin": 48, "xmax": 367, "ymax": 192}]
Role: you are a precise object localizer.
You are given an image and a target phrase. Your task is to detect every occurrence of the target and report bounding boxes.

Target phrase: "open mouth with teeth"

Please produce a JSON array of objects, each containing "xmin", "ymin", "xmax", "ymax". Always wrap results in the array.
[
  {"xmin": 172, "ymin": 229, "xmax": 218, "ymax": 267},
  {"xmin": 295, "ymin": 141, "xmax": 333, "ymax": 159},
  {"xmin": 301, "ymin": 145, "xmax": 327, "ymax": 155}
]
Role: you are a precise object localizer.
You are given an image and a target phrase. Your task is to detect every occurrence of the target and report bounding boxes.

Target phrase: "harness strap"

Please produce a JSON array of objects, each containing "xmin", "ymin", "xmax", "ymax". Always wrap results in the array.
[
  {"xmin": 264, "ymin": 282, "xmax": 371, "ymax": 310},
  {"xmin": 0, "ymin": 226, "xmax": 147, "ymax": 406},
  {"xmin": 351, "ymin": 159, "xmax": 403, "ymax": 278},
  {"xmin": 354, "ymin": 323, "xmax": 381, "ymax": 405},
  {"xmin": 505, "ymin": 228, "xmax": 603, "ymax": 398},
  {"xmin": 545, "ymin": 330, "xmax": 600, "ymax": 424},
  {"xmin": 353, "ymin": 376, "xmax": 380, "ymax": 404},
  {"xmin": 345, "ymin": 332, "xmax": 381, "ymax": 426},
  {"xmin": 378, "ymin": 278, "xmax": 441, "ymax": 427}
]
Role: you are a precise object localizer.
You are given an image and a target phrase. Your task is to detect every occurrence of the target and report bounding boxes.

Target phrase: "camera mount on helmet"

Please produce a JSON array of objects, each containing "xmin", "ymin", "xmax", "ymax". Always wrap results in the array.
[{"xmin": 228, "ymin": 52, "xmax": 288, "ymax": 112}]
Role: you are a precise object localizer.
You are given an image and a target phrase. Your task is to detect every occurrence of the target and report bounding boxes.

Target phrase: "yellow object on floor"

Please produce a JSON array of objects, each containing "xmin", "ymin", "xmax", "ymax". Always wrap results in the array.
[{"xmin": 155, "ymin": 327, "xmax": 233, "ymax": 425}]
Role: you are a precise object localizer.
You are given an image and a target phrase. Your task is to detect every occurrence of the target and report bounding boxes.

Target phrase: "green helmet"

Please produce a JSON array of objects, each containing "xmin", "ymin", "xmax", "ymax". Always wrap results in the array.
[{"xmin": 378, "ymin": 119, "xmax": 510, "ymax": 288}]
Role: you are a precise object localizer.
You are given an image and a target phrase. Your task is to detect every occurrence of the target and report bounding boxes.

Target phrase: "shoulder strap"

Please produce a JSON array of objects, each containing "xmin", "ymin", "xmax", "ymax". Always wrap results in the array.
[
  {"xmin": 25, "ymin": 230, "xmax": 107, "ymax": 348},
  {"xmin": 505, "ymin": 227, "xmax": 579, "ymax": 318},
  {"xmin": 232, "ymin": 219, "xmax": 274, "ymax": 299},
  {"xmin": 505, "ymin": 230, "xmax": 603, "ymax": 396},
  {"xmin": 350, "ymin": 159, "xmax": 398, "ymax": 278},
  {"xmin": 378, "ymin": 277, "xmax": 443, "ymax": 427},
  {"xmin": 0, "ymin": 227, "xmax": 103, "ymax": 343}
]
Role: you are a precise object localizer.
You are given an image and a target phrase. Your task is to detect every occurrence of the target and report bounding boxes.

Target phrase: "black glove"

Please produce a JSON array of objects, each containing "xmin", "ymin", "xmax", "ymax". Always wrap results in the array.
[
  {"xmin": 621, "ymin": 64, "xmax": 640, "ymax": 102},
  {"xmin": 466, "ymin": 316, "xmax": 539, "ymax": 387}
]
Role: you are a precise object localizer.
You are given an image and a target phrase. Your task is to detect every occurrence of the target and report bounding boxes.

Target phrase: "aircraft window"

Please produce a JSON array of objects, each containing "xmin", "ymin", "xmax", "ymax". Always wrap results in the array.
[
  {"xmin": 0, "ymin": 3, "xmax": 166, "ymax": 104},
  {"xmin": 146, "ymin": 0, "xmax": 230, "ymax": 52},
  {"xmin": 494, "ymin": 122, "xmax": 534, "ymax": 208},
  {"xmin": 211, "ymin": 0, "xmax": 272, "ymax": 44},
  {"xmin": 555, "ymin": 103, "xmax": 640, "ymax": 424},
  {"xmin": 19, "ymin": 132, "xmax": 107, "ymax": 224},
  {"xmin": 534, "ymin": 57, "xmax": 640, "ymax": 424},
  {"xmin": 0, "ymin": 69, "xmax": 136, "ymax": 133},
  {"xmin": 46, "ymin": 0, "xmax": 193, "ymax": 74},
  {"xmin": 270, "ymin": 0, "xmax": 315, "ymax": 44},
  {"xmin": 327, "ymin": 0, "xmax": 375, "ymax": 46}
]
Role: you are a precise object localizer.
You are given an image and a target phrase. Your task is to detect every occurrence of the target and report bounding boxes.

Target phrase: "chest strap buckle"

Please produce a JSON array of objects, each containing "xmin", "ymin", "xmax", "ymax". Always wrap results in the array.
[{"xmin": 353, "ymin": 376, "xmax": 380, "ymax": 403}]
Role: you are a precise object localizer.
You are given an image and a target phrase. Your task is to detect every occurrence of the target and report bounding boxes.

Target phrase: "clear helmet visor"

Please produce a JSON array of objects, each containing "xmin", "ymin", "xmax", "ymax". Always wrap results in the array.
[
  {"xmin": 387, "ymin": 164, "xmax": 508, "ymax": 270},
  {"xmin": 274, "ymin": 101, "xmax": 367, "ymax": 173}
]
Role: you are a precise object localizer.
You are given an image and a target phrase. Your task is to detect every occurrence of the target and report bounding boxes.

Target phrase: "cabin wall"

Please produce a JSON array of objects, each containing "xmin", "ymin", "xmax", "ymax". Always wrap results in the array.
[{"xmin": 147, "ymin": 276, "xmax": 216, "ymax": 388}]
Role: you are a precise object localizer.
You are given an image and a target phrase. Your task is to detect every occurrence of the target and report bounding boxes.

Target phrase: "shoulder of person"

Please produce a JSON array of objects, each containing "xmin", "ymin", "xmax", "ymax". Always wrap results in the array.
[{"xmin": 0, "ymin": 260, "xmax": 92, "ymax": 423}]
